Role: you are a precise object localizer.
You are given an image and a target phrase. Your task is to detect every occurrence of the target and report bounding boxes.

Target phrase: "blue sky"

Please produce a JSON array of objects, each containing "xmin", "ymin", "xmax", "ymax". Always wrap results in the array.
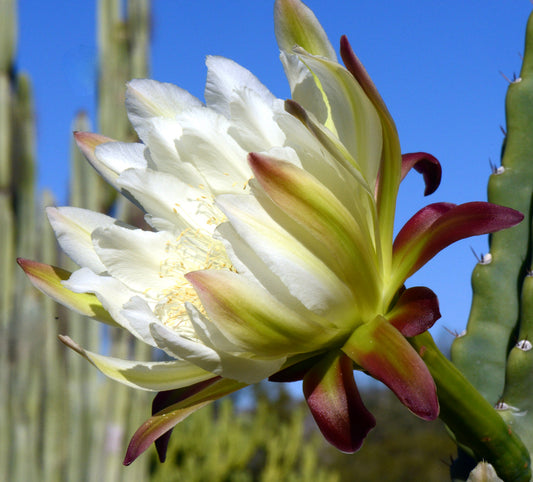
[{"xmin": 17, "ymin": 1, "xmax": 533, "ymax": 341}]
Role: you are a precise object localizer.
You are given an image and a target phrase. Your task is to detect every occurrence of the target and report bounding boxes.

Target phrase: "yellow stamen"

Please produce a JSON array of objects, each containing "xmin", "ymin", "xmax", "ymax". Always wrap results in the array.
[{"xmin": 155, "ymin": 205, "xmax": 230, "ymax": 334}]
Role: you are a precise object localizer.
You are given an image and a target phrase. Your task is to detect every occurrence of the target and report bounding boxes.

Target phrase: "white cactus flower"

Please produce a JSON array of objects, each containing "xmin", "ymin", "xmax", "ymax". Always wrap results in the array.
[{"xmin": 19, "ymin": 0, "xmax": 523, "ymax": 461}]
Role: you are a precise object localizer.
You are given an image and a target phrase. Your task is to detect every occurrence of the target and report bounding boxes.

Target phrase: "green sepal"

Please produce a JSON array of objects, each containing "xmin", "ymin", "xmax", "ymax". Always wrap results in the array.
[{"xmin": 17, "ymin": 258, "xmax": 117, "ymax": 326}]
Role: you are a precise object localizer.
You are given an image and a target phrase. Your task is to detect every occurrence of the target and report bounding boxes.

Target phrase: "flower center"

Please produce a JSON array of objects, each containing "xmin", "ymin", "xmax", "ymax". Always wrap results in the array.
[{"xmin": 154, "ymin": 218, "xmax": 232, "ymax": 336}]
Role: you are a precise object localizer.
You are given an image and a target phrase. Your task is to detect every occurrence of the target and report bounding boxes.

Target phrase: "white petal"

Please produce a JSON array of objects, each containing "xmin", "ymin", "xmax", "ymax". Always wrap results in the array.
[
  {"xmin": 227, "ymin": 88, "xmax": 286, "ymax": 153},
  {"xmin": 91, "ymin": 225, "xmax": 179, "ymax": 295},
  {"xmin": 175, "ymin": 107, "xmax": 251, "ymax": 194},
  {"xmin": 205, "ymin": 56, "xmax": 275, "ymax": 117},
  {"xmin": 133, "ymin": 115, "xmax": 181, "ymax": 166},
  {"xmin": 214, "ymin": 222, "xmax": 308, "ymax": 314},
  {"xmin": 150, "ymin": 321, "xmax": 285, "ymax": 384},
  {"xmin": 185, "ymin": 303, "xmax": 244, "ymax": 353},
  {"xmin": 216, "ymin": 194, "xmax": 353, "ymax": 315},
  {"xmin": 93, "ymin": 141, "xmax": 149, "ymax": 190},
  {"xmin": 116, "ymin": 168, "xmax": 218, "ymax": 234},
  {"xmin": 119, "ymin": 296, "xmax": 164, "ymax": 347},
  {"xmin": 60, "ymin": 335, "xmax": 213, "ymax": 391},
  {"xmin": 280, "ymin": 51, "xmax": 328, "ymax": 125},
  {"xmin": 151, "ymin": 321, "xmax": 221, "ymax": 366},
  {"xmin": 47, "ymin": 207, "xmax": 116, "ymax": 273},
  {"xmin": 63, "ymin": 268, "xmax": 145, "ymax": 338},
  {"xmin": 276, "ymin": 111, "xmax": 377, "ymax": 236},
  {"xmin": 126, "ymin": 78, "xmax": 203, "ymax": 129},
  {"xmin": 296, "ymin": 50, "xmax": 382, "ymax": 187},
  {"xmin": 139, "ymin": 117, "xmax": 204, "ymax": 187},
  {"xmin": 186, "ymin": 270, "xmax": 336, "ymax": 357},
  {"xmin": 274, "ymin": 0, "xmax": 337, "ymax": 61}
]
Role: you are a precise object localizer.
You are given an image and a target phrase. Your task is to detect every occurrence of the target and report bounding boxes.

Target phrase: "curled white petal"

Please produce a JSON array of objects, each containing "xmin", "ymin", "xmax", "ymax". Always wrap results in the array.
[
  {"xmin": 116, "ymin": 167, "xmax": 218, "ymax": 235},
  {"xmin": 47, "ymin": 207, "xmax": 116, "ymax": 273},
  {"xmin": 126, "ymin": 78, "xmax": 203, "ymax": 134},
  {"xmin": 60, "ymin": 335, "xmax": 213, "ymax": 391},
  {"xmin": 175, "ymin": 107, "xmax": 251, "ymax": 194},
  {"xmin": 205, "ymin": 56, "xmax": 276, "ymax": 117},
  {"xmin": 92, "ymin": 225, "xmax": 180, "ymax": 295},
  {"xmin": 95, "ymin": 141, "xmax": 148, "ymax": 180},
  {"xmin": 150, "ymin": 321, "xmax": 285, "ymax": 384},
  {"xmin": 63, "ymin": 268, "xmax": 146, "ymax": 340}
]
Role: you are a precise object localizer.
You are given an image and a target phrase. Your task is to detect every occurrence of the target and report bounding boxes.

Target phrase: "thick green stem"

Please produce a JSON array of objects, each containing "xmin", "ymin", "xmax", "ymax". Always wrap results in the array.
[{"xmin": 411, "ymin": 332, "xmax": 531, "ymax": 482}]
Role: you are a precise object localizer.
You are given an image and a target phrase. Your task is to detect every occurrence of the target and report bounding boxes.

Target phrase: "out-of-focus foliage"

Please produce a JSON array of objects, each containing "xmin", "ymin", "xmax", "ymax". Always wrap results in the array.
[
  {"xmin": 334, "ymin": 386, "xmax": 456, "ymax": 481},
  {"xmin": 150, "ymin": 384, "xmax": 455, "ymax": 482}
]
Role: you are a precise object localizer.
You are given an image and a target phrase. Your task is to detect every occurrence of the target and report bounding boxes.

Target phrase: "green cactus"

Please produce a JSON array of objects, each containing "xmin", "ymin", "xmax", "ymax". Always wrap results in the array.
[
  {"xmin": 0, "ymin": 2, "xmax": 16, "ymax": 478},
  {"xmin": 91, "ymin": 2, "xmax": 152, "ymax": 481},
  {"xmin": 450, "ymin": 9, "xmax": 533, "ymax": 479},
  {"xmin": 0, "ymin": 0, "xmax": 16, "ymax": 327},
  {"xmin": 0, "ymin": 2, "xmax": 42, "ymax": 479},
  {"xmin": 2, "ymin": 0, "xmax": 153, "ymax": 480}
]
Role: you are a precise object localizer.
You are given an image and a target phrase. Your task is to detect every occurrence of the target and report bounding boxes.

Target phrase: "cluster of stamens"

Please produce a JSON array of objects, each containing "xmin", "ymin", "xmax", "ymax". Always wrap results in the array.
[{"xmin": 154, "ymin": 191, "xmax": 233, "ymax": 335}]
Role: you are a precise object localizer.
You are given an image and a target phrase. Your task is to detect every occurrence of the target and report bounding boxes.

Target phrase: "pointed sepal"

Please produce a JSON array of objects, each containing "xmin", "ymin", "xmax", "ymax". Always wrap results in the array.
[
  {"xmin": 342, "ymin": 316, "xmax": 439, "ymax": 420},
  {"xmin": 401, "ymin": 152, "xmax": 442, "ymax": 196},
  {"xmin": 283, "ymin": 99, "xmax": 372, "ymax": 194},
  {"xmin": 291, "ymin": 48, "xmax": 382, "ymax": 188},
  {"xmin": 17, "ymin": 258, "xmax": 117, "ymax": 326},
  {"xmin": 150, "ymin": 381, "xmax": 220, "ymax": 462},
  {"xmin": 339, "ymin": 35, "xmax": 392, "ymax": 124},
  {"xmin": 392, "ymin": 202, "xmax": 524, "ymax": 286},
  {"xmin": 303, "ymin": 351, "xmax": 376, "ymax": 453},
  {"xmin": 339, "ymin": 34, "xmax": 401, "ymax": 257},
  {"xmin": 274, "ymin": 0, "xmax": 337, "ymax": 60},
  {"xmin": 74, "ymin": 131, "xmax": 114, "ymax": 169},
  {"xmin": 248, "ymin": 152, "xmax": 379, "ymax": 304},
  {"xmin": 387, "ymin": 286, "xmax": 441, "ymax": 337},
  {"xmin": 185, "ymin": 269, "xmax": 330, "ymax": 357},
  {"xmin": 58, "ymin": 335, "xmax": 213, "ymax": 391},
  {"xmin": 124, "ymin": 377, "xmax": 247, "ymax": 465}
]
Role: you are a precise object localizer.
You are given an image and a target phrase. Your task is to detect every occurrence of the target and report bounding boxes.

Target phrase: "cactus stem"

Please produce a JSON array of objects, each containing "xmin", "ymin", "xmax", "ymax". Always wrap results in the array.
[{"xmin": 411, "ymin": 331, "xmax": 531, "ymax": 482}]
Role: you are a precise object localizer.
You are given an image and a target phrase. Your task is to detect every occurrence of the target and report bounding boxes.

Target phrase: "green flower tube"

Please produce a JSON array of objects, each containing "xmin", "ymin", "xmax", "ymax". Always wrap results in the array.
[{"xmin": 412, "ymin": 332, "xmax": 531, "ymax": 482}]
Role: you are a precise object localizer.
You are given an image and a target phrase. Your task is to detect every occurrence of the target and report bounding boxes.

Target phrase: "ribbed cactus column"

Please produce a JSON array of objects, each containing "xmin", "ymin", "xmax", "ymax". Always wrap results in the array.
[
  {"xmin": 127, "ymin": 0, "xmax": 150, "ymax": 80},
  {"xmin": 39, "ymin": 189, "xmax": 65, "ymax": 482},
  {"xmin": 499, "ymin": 261, "xmax": 533, "ymax": 454},
  {"xmin": 89, "ymin": 2, "xmax": 152, "ymax": 480},
  {"xmin": 0, "ymin": 1, "xmax": 67, "ymax": 480},
  {"xmin": 10, "ymin": 72, "xmax": 40, "ymax": 482},
  {"xmin": 0, "ymin": 1, "xmax": 16, "ymax": 479},
  {"xmin": 0, "ymin": 0, "xmax": 16, "ymax": 328},
  {"xmin": 2, "ymin": 0, "xmax": 152, "ymax": 479},
  {"xmin": 450, "ymin": 9, "xmax": 533, "ymax": 479},
  {"xmin": 62, "ymin": 112, "xmax": 102, "ymax": 482},
  {"xmin": 495, "ymin": 11, "xmax": 533, "ymax": 458},
  {"xmin": 0, "ymin": 0, "xmax": 43, "ymax": 478}
]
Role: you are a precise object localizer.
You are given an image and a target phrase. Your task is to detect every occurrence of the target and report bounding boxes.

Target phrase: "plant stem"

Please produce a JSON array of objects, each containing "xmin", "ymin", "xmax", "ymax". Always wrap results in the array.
[{"xmin": 410, "ymin": 331, "xmax": 531, "ymax": 482}]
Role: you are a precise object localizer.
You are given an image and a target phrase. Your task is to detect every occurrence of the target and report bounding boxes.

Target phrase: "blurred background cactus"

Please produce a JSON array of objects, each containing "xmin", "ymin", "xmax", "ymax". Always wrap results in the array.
[
  {"xmin": 1, "ymin": 1, "xmax": 154, "ymax": 480},
  {"xmin": 451, "ymin": 10, "xmax": 533, "ymax": 480}
]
